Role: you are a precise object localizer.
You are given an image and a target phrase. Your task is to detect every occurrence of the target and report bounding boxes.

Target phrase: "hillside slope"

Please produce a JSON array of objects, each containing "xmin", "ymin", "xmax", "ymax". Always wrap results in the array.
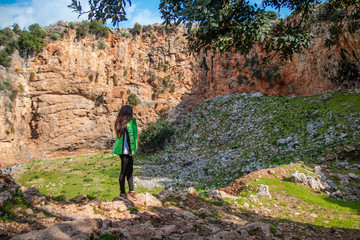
[{"xmin": 140, "ymin": 91, "xmax": 360, "ymax": 194}]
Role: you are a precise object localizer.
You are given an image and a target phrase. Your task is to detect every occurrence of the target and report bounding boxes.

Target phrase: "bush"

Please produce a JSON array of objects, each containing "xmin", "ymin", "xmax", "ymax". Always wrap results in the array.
[
  {"xmin": 29, "ymin": 72, "xmax": 36, "ymax": 81},
  {"xmin": 76, "ymin": 21, "xmax": 90, "ymax": 39},
  {"xmin": 127, "ymin": 93, "xmax": 140, "ymax": 107},
  {"xmin": 89, "ymin": 20, "xmax": 109, "ymax": 38},
  {"xmin": 18, "ymin": 24, "xmax": 46, "ymax": 54},
  {"xmin": 50, "ymin": 33, "xmax": 61, "ymax": 40},
  {"xmin": 132, "ymin": 22, "xmax": 142, "ymax": 35},
  {"xmin": 122, "ymin": 32, "xmax": 131, "ymax": 38},
  {"xmin": 98, "ymin": 41, "xmax": 106, "ymax": 49},
  {"xmin": 139, "ymin": 119, "xmax": 175, "ymax": 152}
]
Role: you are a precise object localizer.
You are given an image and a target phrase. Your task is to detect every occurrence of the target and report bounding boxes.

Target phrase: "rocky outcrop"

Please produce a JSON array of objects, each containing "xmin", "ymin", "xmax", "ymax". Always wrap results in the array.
[{"xmin": 1, "ymin": 21, "xmax": 360, "ymax": 164}]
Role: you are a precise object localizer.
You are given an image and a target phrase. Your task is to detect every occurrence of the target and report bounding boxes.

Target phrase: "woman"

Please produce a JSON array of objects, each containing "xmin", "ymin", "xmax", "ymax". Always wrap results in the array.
[{"xmin": 112, "ymin": 105, "xmax": 138, "ymax": 201}]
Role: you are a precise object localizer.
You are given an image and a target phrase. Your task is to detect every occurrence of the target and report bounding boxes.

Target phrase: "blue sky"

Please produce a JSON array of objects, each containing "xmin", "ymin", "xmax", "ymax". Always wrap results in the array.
[{"xmin": 0, "ymin": 0, "xmax": 292, "ymax": 29}]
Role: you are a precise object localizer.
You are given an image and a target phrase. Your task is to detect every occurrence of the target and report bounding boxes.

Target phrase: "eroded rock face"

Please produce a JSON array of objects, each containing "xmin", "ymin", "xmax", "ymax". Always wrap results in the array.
[{"xmin": 1, "ymin": 22, "xmax": 360, "ymax": 164}]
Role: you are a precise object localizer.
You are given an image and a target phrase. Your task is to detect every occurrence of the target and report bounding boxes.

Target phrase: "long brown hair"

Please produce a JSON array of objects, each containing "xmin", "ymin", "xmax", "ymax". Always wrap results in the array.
[{"xmin": 115, "ymin": 105, "xmax": 133, "ymax": 139}]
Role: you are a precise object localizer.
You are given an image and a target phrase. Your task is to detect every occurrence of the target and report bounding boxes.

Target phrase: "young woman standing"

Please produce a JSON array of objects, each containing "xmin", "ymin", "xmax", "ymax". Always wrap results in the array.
[{"xmin": 112, "ymin": 105, "xmax": 138, "ymax": 201}]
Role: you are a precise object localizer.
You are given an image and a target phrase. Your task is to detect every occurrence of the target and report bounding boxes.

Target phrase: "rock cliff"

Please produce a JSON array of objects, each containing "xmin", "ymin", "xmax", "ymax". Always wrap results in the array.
[{"xmin": 1, "ymin": 21, "xmax": 359, "ymax": 165}]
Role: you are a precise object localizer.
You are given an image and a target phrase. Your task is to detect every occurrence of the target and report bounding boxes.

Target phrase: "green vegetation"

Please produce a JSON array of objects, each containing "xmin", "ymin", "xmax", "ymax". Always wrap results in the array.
[
  {"xmin": 15, "ymin": 153, "xmax": 162, "ymax": 201},
  {"xmin": 132, "ymin": 22, "xmax": 142, "ymax": 35},
  {"xmin": 50, "ymin": 33, "xmax": 61, "ymax": 40},
  {"xmin": 229, "ymin": 163, "xmax": 360, "ymax": 230},
  {"xmin": 139, "ymin": 119, "xmax": 175, "ymax": 152},
  {"xmin": 0, "ymin": 193, "xmax": 29, "ymax": 222},
  {"xmin": 127, "ymin": 93, "xmax": 140, "ymax": 108},
  {"xmin": 75, "ymin": 20, "xmax": 109, "ymax": 39},
  {"xmin": 0, "ymin": 78, "xmax": 18, "ymax": 102},
  {"xmin": 98, "ymin": 41, "xmax": 106, "ymax": 49},
  {"xmin": 71, "ymin": 0, "xmax": 360, "ymax": 63},
  {"xmin": 18, "ymin": 24, "xmax": 46, "ymax": 55}
]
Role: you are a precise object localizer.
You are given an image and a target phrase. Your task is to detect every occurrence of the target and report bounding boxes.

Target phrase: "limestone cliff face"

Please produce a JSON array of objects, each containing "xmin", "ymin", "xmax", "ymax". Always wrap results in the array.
[
  {"xmin": 198, "ymin": 26, "xmax": 360, "ymax": 99},
  {"xmin": 1, "ymin": 23, "xmax": 201, "ymax": 165},
  {"xmin": 1, "ymin": 21, "xmax": 359, "ymax": 165}
]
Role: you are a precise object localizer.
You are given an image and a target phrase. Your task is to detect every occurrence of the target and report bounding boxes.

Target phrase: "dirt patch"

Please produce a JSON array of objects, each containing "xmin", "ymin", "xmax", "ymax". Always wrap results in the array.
[{"xmin": 221, "ymin": 166, "xmax": 291, "ymax": 195}]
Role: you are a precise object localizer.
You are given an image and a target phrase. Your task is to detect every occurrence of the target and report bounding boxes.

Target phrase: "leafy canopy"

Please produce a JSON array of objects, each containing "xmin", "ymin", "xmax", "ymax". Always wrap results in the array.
[{"xmin": 69, "ymin": 0, "xmax": 360, "ymax": 62}]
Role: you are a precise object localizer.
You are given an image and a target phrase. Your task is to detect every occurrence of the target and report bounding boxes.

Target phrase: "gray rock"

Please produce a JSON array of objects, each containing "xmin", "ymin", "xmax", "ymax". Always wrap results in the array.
[
  {"xmin": 70, "ymin": 194, "xmax": 87, "ymax": 203},
  {"xmin": 314, "ymin": 165, "xmax": 322, "ymax": 175},
  {"xmin": 348, "ymin": 173, "xmax": 360, "ymax": 180},
  {"xmin": 23, "ymin": 187, "xmax": 43, "ymax": 204},
  {"xmin": 290, "ymin": 171, "xmax": 307, "ymax": 185},
  {"xmin": 11, "ymin": 219, "xmax": 100, "ymax": 240},
  {"xmin": 240, "ymin": 222, "xmax": 274, "ymax": 239},
  {"xmin": 307, "ymin": 177, "xmax": 325, "ymax": 192},
  {"xmin": 331, "ymin": 190, "xmax": 343, "ymax": 199},
  {"xmin": 0, "ymin": 191, "xmax": 12, "ymax": 206},
  {"xmin": 250, "ymin": 91, "xmax": 263, "ymax": 97},
  {"xmin": 256, "ymin": 184, "xmax": 271, "ymax": 198}
]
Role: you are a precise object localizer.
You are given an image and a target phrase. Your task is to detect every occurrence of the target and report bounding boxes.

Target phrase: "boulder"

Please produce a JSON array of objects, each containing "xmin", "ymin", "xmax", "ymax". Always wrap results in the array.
[
  {"xmin": 11, "ymin": 219, "xmax": 100, "ymax": 240},
  {"xmin": 256, "ymin": 184, "xmax": 271, "ymax": 198},
  {"xmin": 136, "ymin": 192, "xmax": 162, "ymax": 208},
  {"xmin": 99, "ymin": 201, "xmax": 128, "ymax": 212},
  {"xmin": 290, "ymin": 171, "xmax": 307, "ymax": 184},
  {"xmin": 240, "ymin": 222, "xmax": 274, "ymax": 239},
  {"xmin": 23, "ymin": 187, "xmax": 44, "ymax": 204},
  {"xmin": 70, "ymin": 194, "xmax": 87, "ymax": 203},
  {"xmin": 307, "ymin": 177, "xmax": 326, "ymax": 192}
]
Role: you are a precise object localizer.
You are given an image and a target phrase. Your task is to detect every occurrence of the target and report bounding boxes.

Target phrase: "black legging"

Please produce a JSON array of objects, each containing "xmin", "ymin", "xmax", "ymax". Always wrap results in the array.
[{"xmin": 119, "ymin": 155, "xmax": 134, "ymax": 194}]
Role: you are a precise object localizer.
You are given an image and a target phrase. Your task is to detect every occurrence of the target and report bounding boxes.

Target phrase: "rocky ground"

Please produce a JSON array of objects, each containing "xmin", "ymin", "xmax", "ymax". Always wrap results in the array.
[
  {"xmin": 140, "ymin": 91, "xmax": 360, "ymax": 199},
  {"xmin": 1, "ymin": 170, "xmax": 359, "ymax": 240},
  {"xmin": 2, "ymin": 90, "xmax": 360, "ymax": 239}
]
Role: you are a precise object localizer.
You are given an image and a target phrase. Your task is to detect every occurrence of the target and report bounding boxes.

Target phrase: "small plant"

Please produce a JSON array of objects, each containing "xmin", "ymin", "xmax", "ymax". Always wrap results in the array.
[
  {"xmin": 122, "ymin": 32, "xmax": 131, "ymax": 38},
  {"xmin": 88, "ymin": 74, "xmax": 94, "ymax": 82},
  {"xmin": 95, "ymin": 72, "xmax": 99, "ymax": 82},
  {"xmin": 29, "ymin": 72, "xmax": 35, "ymax": 81},
  {"xmin": 112, "ymin": 74, "xmax": 117, "ymax": 86},
  {"xmin": 99, "ymin": 233, "xmax": 118, "ymax": 240},
  {"xmin": 18, "ymin": 84, "xmax": 24, "ymax": 93},
  {"xmin": 69, "ymin": 22, "xmax": 76, "ymax": 29},
  {"xmin": 50, "ymin": 33, "xmax": 61, "ymax": 40},
  {"xmin": 0, "ymin": 83, "xmax": 5, "ymax": 91},
  {"xmin": 139, "ymin": 119, "xmax": 175, "ymax": 152},
  {"xmin": 169, "ymin": 84, "xmax": 176, "ymax": 93},
  {"xmin": 98, "ymin": 41, "xmax": 106, "ymax": 49},
  {"xmin": 127, "ymin": 93, "xmax": 140, "ymax": 108}
]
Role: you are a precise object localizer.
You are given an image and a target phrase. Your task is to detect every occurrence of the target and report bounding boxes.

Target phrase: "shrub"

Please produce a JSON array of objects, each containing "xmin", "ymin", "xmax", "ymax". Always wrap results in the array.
[
  {"xmin": 123, "ymin": 70, "xmax": 127, "ymax": 77},
  {"xmin": 0, "ymin": 83, "xmax": 5, "ymax": 91},
  {"xmin": 139, "ymin": 119, "xmax": 175, "ymax": 152},
  {"xmin": 127, "ymin": 93, "xmax": 140, "ymax": 107},
  {"xmin": 133, "ymin": 22, "xmax": 142, "ymax": 35},
  {"xmin": 122, "ymin": 32, "xmax": 131, "ymax": 38},
  {"xmin": 18, "ymin": 24, "xmax": 46, "ymax": 54},
  {"xmin": 29, "ymin": 72, "xmax": 35, "ymax": 81},
  {"xmin": 89, "ymin": 20, "xmax": 109, "ymax": 38},
  {"xmin": 112, "ymin": 74, "xmax": 117, "ymax": 86},
  {"xmin": 69, "ymin": 22, "xmax": 76, "ymax": 29},
  {"xmin": 98, "ymin": 41, "xmax": 106, "ymax": 49},
  {"xmin": 0, "ymin": 50, "xmax": 12, "ymax": 67},
  {"xmin": 50, "ymin": 33, "xmax": 61, "ymax": 40},
  {"xmin": 89, "ymin": 74, "xmax": 94, "ymax": 82},
  {"xmin": 76, "ymin": 21, "xmax": 90, "ymax": 39}
]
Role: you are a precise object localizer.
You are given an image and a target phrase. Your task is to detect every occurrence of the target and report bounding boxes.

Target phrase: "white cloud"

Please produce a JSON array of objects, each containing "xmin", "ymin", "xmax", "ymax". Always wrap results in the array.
[
  {"xmin": 0, "ymin": 0, "xmax": 162, "ymax": 29},
  {"xmin": 112, "ymin": 3, "xmax": 162, "ymax": 28},
  {"xmin": 0, "ymin": 0, "xmax": 89, "ymax": 29}
]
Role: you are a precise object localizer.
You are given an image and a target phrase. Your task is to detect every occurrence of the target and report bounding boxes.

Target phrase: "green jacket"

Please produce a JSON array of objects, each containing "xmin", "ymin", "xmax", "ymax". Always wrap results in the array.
[{"xmin": 112, "ymin": 117, "xmax": 138, "ymax": 155}]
